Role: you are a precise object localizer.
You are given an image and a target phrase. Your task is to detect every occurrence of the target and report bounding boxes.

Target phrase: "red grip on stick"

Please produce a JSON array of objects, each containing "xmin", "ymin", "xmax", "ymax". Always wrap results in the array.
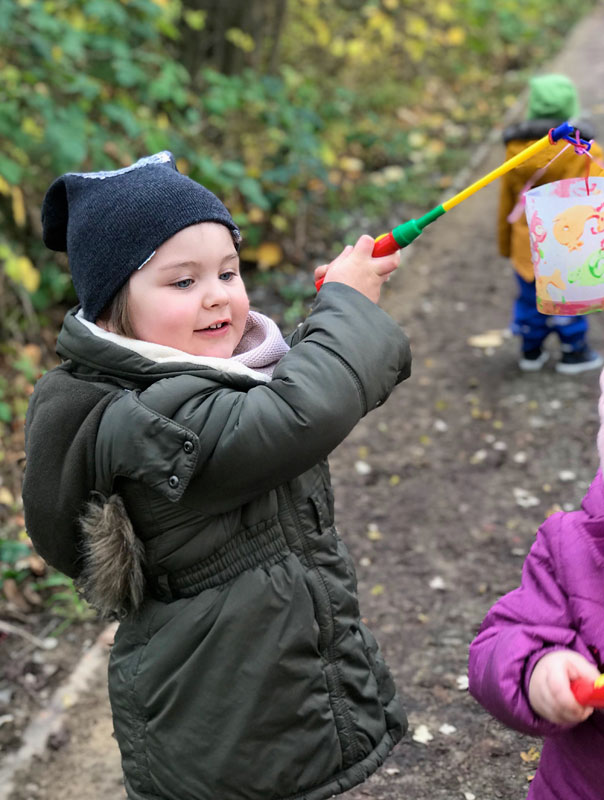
[
  {"xmin": 314, "ymin": 232, "xmax": 400, "ymax": 291},
  {"xmin": 571, "ymin": 678, "xmax": 604, "ymax": 707}
]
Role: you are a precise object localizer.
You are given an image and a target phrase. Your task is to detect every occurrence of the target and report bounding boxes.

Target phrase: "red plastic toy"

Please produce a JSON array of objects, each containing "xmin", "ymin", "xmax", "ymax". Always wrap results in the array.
[{"xmin": 571, "ymin": 676, "xmax": 604, "ymax": 707}]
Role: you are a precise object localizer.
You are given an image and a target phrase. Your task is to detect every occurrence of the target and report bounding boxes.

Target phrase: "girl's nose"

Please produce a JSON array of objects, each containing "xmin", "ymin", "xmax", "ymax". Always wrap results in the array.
[{"xmin": 203, "ymin": 280, "xmax": 229, "ymax": 308}]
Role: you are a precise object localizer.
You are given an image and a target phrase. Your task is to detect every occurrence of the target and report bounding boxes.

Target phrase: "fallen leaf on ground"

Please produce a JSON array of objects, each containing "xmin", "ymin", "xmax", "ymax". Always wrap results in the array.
[
  {"xmin": 467, "ymin": 330, "xmax": 505, "ymax": 348},
  {"xmin": 520, "ymin": 746, "xmax": 540, "ymax": 763},
  {"xmin": 439, "ymin": 723, "xmax": 456, "ymax": 735},
  {"xmin": 412, "ymin": 724, "xmax": 433, "ymax": 744}
]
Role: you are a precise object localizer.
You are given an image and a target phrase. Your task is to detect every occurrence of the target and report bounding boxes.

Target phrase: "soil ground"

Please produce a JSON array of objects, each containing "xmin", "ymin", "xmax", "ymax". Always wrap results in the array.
[{"xmin": 5, "ymin": 8, "xmax": 604, "ymax": 799}]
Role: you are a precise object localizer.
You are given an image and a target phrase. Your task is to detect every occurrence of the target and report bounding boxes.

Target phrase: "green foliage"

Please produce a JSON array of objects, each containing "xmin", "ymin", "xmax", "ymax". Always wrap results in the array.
[
  {"xmin": 0, "ymin": 538, "xmax": 31, "ymax": 587},
  {"xmin": 33, "ymin": 573, "xmax": 96, "ymax": 624}
]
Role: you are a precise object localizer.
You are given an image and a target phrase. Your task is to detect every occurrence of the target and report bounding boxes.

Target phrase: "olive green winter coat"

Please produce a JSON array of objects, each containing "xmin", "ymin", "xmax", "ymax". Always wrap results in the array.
[{"xmin": 23, "ymin": 284, "xmax": 411, "ymax": 800}]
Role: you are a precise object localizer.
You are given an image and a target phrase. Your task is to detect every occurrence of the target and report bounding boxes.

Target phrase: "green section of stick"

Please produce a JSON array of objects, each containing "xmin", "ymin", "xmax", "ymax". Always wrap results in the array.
[{"xmin": 391, "ymin": 205, "xmax": 446, "ymax": 248}]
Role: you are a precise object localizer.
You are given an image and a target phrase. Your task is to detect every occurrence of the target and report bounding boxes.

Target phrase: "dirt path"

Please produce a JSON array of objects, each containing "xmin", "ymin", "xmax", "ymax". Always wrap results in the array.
[{"xmin": 8, "ymin": 8, "xmax": 604, "ymax": 799}]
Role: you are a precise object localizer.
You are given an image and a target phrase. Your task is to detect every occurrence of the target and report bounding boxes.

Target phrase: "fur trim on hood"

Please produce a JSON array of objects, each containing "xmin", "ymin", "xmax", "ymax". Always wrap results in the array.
[{"xmin": 77, "ymin": 493, "xmax": 145, "ymax": 620}]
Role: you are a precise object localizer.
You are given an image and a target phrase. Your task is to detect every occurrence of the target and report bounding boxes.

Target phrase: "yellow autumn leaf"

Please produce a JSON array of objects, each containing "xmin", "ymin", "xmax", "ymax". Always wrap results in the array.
[
  {"xmin": 256, "ymin": 242, "xmax": 283, "ymax": 271},
  {"xmin": 435, "ymin": 1, "xmax": 454, "ymax": 20},
  {"xmin": 11, "ymin": 187, "xmax": 26, "ymax": 228},
  {"xmin": 5, "ymin": 256, "xmax": 40, "ymax": 293},
  {"xmin": 183, "ymin": 9, "xmax": 206, "ymax": 30},
  {"xmin": 408, "ymin": 131, "xmax": 426, "ymax": 149},
  {"xmin": 156, "ymin": 113, "xmax": 170, "ymax": 130},
  {"xmin": 426, "ymin": 139, "xmax": 446, "ymax": 156},
  {"xmin": 446, "ymin": 27, "xmax": 466, "ymax": 46},
  {"xmin": 0, "ymin": 175, "xmax": 11, "ymax": 196},
  {"xmin": 389, "ymin": 475, "xmax": 400, "ymax": 486},
  {"xmin": 0, "ymin": 487, "xmax": 14, "ymax": 506},
  {"xmin": 339, "ymin": 157, "xmax": 363, "ymax": 174},
  {"xmin": 367, "ymin": 10, "xmax": 389, "ymax": 30},
  {"xmin": 405, "ymin": 39, "xmax": 426, "ymax": 62},
  {"xmin": 22, "ymin": 117, "xmax": 44, "ymax": 141},
  {"xmin": 320, "ymin": 143, "xmax": 337, "ymax": 167},
  {"xmin": 68, "ymin": 9, "xmax": 87, "ymax": 30},
  {"xmin": 520, "ymin": 746, "xmax": 540, "ymax": 763},
  {"xmin": 346, "ymin": 39, "xmax": 366, "ymax": 59},
  {"xmin": 406, "ymin": 14, "xmax": 428, "ymax": 38},
  {"xmin": 226, "ymin": 28, "xmax": 255, "ymax": 53},
  {"xmin": 367, "ymin": 524, "xmax": 382, "ymax": 541},
  {"xmin": 330, "ymin": 38, "xmax": 346, "ymax": 58},
  {"xmin": 312, "ymin": 19, "xmax": 331, "ymax": 47},
  {"xmin": 383, "ymin": 0, "xmax": 398, "ymax": 9},
  {"xmin": 247, "ymin": 207, "xmax": 265, "ymax": 224},
  {"xmin": 370, "ymin": 584, "xmax": 384, "ymax": 596},
  {"xmin": 175, "ymin": 158, "xmax": 189, "ymax": 174},
  {"xmin": 270, "ymin": 214, "xmax": 288, "ymax": 232}
]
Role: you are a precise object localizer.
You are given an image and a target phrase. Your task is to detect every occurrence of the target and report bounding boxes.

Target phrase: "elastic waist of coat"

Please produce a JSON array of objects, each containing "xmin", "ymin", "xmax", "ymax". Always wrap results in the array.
[{"xmin": 150, "ymin": 518, "xmax": 290, "ymax": 601}]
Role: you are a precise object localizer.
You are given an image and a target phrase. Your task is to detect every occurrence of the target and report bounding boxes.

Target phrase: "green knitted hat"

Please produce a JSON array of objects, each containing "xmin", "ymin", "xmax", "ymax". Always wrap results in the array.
[{"xmin": 527, "ymin": 74, "xmax": 580, "ymax": 121}]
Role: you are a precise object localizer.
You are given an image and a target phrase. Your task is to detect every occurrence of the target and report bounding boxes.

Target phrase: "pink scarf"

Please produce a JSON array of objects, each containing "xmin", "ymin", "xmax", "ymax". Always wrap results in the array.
[{"xmin": 232, "ymin": 311, "xmax": 290, "ymax": 377}]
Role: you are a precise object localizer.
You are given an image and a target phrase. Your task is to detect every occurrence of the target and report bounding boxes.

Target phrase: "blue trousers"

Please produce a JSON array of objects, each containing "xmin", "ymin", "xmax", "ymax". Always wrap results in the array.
[{"xmin": 511, "ymin": 273, "xmax": 587, "ymax": 353}]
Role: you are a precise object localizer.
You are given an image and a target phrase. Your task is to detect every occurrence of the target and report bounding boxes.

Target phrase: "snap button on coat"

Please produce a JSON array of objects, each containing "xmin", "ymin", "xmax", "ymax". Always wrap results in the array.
[
  {"xmin": 183, "ymin": 440, "xmax": 194, "ymax": 454},
  {"xmin": 168, "ymin": 475, "xmax": 179, "ymax": 488}
]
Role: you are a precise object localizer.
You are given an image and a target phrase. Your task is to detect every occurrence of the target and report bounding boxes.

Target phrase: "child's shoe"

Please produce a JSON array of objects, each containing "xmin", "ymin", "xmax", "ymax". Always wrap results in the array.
[
  {"xmin": 519, "ymin": 347, "xmax": 550, "ymax": 371},
  {"xmin": 555, "ymin": 346, "xmax": 604, "ymax": 375}
]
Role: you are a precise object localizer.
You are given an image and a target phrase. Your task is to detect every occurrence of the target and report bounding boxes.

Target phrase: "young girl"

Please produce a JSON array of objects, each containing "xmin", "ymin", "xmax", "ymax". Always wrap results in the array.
[
  {"xmin": 468, "ymin": 376, "xmax": 604, "ymax": 798},
  {"xmin": 22, "ymin": 152, "xmax": 411, "ymax": 800}
]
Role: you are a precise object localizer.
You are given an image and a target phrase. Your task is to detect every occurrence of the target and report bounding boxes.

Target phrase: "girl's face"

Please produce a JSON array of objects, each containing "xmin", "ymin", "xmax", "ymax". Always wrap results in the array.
[{"xmin": 126, "ymin": 222, "xmax": 249, "ymax": 358}]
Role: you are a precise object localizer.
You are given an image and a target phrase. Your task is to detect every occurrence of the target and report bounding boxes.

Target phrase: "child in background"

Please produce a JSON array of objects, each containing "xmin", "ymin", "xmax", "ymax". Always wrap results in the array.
[
  {"xmin": 22, "ymin": 152, "xmax": 411, "ymax": 800},
  {"xmin": 468, "ymin": 370, "xmax": 604, "ymax": 798},
  {"xmin": 498, "ymin": 73, "xmax": 604, "ymax": 374}
]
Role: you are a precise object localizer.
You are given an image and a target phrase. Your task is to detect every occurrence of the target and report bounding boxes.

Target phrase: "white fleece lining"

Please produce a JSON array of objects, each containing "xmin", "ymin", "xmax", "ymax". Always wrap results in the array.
[{"xmin": 75, "ymin": 310, "xmax": 272, "ymax": 382}]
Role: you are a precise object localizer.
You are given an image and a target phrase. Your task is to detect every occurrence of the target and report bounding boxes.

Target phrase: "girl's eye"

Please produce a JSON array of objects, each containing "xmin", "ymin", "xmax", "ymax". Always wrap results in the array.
[
  {"xmin": 173, "ymin": 278, "xmax": 193, "ymax": 289},
  {"xmin": 219, "ymin": 271, "xmax": 236, "ymax": 282}
]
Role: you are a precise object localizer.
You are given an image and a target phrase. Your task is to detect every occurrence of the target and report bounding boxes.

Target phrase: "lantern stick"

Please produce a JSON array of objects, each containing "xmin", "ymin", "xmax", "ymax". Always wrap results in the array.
[{"xmin": 315, "ymin": 121, "xmax": 591, "ymax": 289}]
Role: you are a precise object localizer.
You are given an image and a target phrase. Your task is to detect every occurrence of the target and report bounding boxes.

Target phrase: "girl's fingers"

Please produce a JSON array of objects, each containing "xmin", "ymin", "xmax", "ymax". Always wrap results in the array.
[
  {"xmin": 330, "ymin": 244, "xmax": 355, "ymax": 266},
  {"xmin": 373, "ymin": 250, "xmax": 401, "ymax": 276},
  {"xmin": 353, "ymin": 234, "xmax": 377, "ymax": 254}
]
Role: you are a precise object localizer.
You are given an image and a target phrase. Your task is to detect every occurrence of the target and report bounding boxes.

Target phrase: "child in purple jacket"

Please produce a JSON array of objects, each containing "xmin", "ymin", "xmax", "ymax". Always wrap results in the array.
[{"xmin": 468, "ymin": 375, "xmax": 604, "ymax": 799}]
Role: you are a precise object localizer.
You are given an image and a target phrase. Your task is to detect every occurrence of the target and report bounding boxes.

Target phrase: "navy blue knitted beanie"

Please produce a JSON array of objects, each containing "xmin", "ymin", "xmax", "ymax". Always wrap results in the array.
[{"xmin": 41, "ymin": 152, "xmax": 240, "ymax": 322}]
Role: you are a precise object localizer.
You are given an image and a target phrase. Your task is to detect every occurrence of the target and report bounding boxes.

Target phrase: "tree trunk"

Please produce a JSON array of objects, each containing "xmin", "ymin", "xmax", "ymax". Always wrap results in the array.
[{"xmin": 179, "ymin": 0, "xmax": 288, "ymax": 79}]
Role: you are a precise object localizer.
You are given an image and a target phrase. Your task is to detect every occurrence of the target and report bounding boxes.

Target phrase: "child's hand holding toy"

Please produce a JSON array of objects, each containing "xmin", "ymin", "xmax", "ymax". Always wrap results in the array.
[
  {"xmin": 528, "ymin": 650, "xmax": 601, "ymax": 725},
  {"xmin": 314, "ymin": 235, "xmax": 401, "ymax": 304}
]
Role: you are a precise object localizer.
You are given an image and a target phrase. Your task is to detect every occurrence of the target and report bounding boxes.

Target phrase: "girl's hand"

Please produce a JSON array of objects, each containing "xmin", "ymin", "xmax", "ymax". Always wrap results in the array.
[
  {"xmin": 528, "ymin": 650, "xmax": 600, "ymax": 725},
  {"xmin": 314, "ymin": 235, "xmax": 400, "ymax": 304}
]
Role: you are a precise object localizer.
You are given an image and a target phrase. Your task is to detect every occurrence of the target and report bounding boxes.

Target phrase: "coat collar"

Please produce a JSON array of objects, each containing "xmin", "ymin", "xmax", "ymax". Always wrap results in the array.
[{"xmin": 56, "ymin": 307, "xmax": 271, "ymax": 387}]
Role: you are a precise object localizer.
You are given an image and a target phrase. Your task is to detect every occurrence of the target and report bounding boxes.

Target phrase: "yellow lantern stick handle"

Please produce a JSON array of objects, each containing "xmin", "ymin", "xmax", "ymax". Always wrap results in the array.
[{"xmin": 443, "ymin": 134, "xmax": 558, "ymax": 211}]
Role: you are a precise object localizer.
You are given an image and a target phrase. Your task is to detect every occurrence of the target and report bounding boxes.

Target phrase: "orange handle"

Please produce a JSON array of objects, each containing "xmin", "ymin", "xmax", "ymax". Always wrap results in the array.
[
  {"xmin": 314, "ymin": 232, "xmax": 398, "ymax": 291},
  {"xmin": 571, "ymin": 678, "xmax": 604, "ymax": 707}
]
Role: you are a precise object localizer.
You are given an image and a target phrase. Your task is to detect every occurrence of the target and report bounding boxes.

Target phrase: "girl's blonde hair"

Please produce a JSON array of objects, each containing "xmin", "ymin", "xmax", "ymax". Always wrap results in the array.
[{"xmin": 98, "ymin": 282, "xmax": 136, "ymax": 338}]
